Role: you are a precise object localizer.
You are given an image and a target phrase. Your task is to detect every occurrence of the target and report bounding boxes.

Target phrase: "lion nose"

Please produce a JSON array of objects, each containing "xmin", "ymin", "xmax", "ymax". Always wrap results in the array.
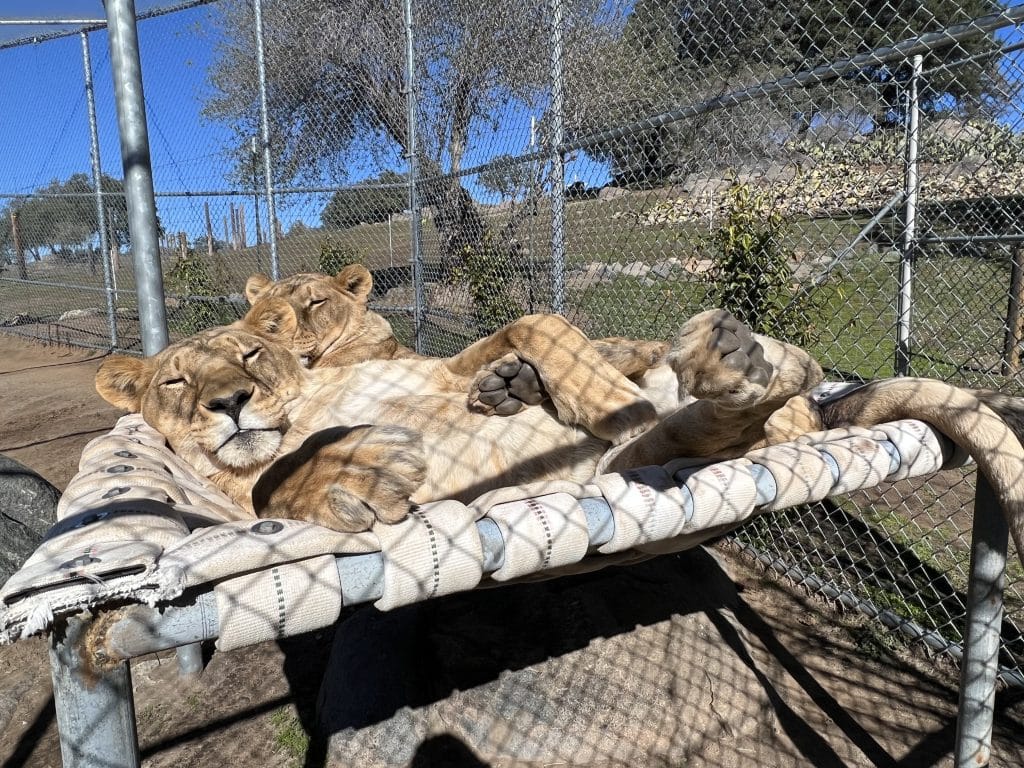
[{"xmin": 206, "ymin": 388, "xmax": 252, "ymax": 422}]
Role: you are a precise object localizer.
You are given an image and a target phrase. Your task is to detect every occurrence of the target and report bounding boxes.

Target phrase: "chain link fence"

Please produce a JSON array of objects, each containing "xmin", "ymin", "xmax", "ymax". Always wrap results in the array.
[{"xmin": 3, "ymin": 0, "xmax": 1024, "ymax": 687}]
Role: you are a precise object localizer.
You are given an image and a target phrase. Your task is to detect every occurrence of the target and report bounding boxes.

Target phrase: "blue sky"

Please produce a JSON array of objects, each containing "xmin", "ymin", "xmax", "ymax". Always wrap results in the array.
[{"xmin": 1, "ymin": 1, "xmax": 267, "ymax": 242}]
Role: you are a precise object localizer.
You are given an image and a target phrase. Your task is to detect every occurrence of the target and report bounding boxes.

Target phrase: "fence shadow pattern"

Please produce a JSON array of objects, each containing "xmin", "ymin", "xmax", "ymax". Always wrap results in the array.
[{"xmin": 3, "ymin": 0, "xmax": 1024, "ymax": 760}]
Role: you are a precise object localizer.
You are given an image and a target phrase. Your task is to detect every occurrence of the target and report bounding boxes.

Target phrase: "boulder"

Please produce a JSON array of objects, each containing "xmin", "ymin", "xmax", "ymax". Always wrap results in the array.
[{"xmin": 0, "ymin": 454, "xmax": 58, "ymax": 586}]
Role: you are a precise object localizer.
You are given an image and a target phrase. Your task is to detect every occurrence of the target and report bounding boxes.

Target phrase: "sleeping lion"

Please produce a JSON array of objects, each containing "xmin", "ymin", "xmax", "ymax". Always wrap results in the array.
[
  {"xmin": 95, "ymin": 269, "xmax": 1024, "ymax": 568},
  {"xmin": 242, "ymin": 264, "xmax": 673, "ymax": 393}
]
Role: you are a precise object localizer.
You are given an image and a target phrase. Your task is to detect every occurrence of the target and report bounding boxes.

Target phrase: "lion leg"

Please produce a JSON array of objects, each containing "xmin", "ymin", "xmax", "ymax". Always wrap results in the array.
[
  {"xmin": 592, "ymin": 337, "xmax": 670, "ymax": 378},
  {"xmin": 604, "ymin": 310, "xmax": 825, "ymax": 470},
  {"xmin": 252, "ymin": 425, "xmax": 426, "ymax": 531},
  {"xmin": 447, "ymin": 314, "xmax": 657, "ymax": 444},
  {"xmin": 468, "ymin": 353, "xmax": 549, "ymax": 416},
  {"xmin": 466, "ymin": 337, "xmax": 668, "ymax": 417},
  {"xmin": 763, "ymin": 395, "xmax": 824, "ymax": 445},
  {"xmin": 666, "ymin": 308, "xmax": 823, "ymax": 410}
]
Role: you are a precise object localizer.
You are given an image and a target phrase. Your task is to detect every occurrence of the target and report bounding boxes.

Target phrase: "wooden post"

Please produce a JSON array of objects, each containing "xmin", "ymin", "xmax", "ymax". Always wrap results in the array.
[
  {"xmin": 177, "ymin": 231, "xmax": 187, "ymax": 260},
  {"xmin": 1003, "ymin": 246, "xmax": 1024, "ymax": 375},
  {"xmin": 10, "ymin": 209, "xmax": 27, "ymax": 280},
  {"xmin": 204, "ymin": 201, "xmax": 214, "ymax": 257},
  {"xmin": 229, "ymin": 203, "xmax": 237, "ymax": 250},
  {"xmin": 239, "ymin": 206, "xmax": 247, "ymax": 249}
]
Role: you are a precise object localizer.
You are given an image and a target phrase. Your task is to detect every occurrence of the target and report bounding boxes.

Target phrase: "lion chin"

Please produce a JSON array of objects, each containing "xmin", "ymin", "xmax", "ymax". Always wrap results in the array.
[{"xmin": 214, "ymin": 428, "xmax": 283, "ymax": 468}]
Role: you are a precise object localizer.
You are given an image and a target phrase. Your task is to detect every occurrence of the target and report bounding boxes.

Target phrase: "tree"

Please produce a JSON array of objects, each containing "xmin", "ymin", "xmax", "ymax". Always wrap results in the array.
[
  {"xmin": 203, "ymin": 0, "xmax": 610, "ymax": 264},
  {"xmin": 477, "ymin": 154, "xmax": 537, "ymax": 202},
  {"xmin": 0, "ymin": 173, "xmax": 132, "ymax": 273},
  {"xmin": 584, "ymin": 0, "xmax": 1008, "ymax": 185},
  {"xmin": 321, "ymin": 170, "xmax": 408, "ymax": 230}
]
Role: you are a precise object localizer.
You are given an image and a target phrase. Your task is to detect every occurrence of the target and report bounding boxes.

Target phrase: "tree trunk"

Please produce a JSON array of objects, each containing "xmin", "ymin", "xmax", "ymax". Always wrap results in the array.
[{"xmin": 10, "ymin": 210, "xmax": 26, "ymax": 280}]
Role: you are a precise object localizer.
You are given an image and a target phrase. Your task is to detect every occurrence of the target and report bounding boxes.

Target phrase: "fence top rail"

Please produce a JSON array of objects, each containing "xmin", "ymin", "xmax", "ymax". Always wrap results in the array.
[{"xmin": 0, "ymin": 0, "xmax": 220, "ymax": 51}]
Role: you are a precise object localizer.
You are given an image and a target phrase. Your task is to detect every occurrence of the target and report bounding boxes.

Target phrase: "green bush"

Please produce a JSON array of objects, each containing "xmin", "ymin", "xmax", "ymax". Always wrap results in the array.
[
  {"xmin": 452, "ymin": 233, "xmax": 520, "ymax": 334},
  {"xmin": 317, "ymin": 239, "xmax": 362, "ymax": 275},
  {"xmin": 706, "ymin": 183, "xmax": 818, "ymax": 347},
  {"xmin": 166, "ymin": 250, "xmax": 237, "ymax": 335}
]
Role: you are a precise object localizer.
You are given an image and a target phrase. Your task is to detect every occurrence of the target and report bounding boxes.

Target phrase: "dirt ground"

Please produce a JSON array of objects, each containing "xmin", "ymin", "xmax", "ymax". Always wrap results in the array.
[{"xmin": 1, "ymin": 331, "xmax": 1023, "ymax": 768}]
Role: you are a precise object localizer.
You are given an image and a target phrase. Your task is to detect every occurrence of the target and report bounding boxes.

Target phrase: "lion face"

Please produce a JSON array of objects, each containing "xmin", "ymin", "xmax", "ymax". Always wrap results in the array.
[
  {"xmin": 95, "ymin": 327, "xmax": 306, "ymax": 477},
  {"xmin": 242, "ymin": 265, "xmax": 373, "ymax": 367}
]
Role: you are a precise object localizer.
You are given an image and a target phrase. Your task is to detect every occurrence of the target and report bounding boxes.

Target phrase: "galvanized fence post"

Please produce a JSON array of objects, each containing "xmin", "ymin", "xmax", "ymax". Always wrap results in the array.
[
  {"xmin": 80, "ymin": 30, "xmax": 118, "ymax": 350},
  {"xmin": 253, "ymin": 0, "xmax": 280, "ymax": 280},
  {"xmin": 895, "ymin": 53, "xmax": 922, "ymax": 377},
  {"xmin": 403, "ymin": 0, "xmax": 426, "ymax": 354},
  {"xmin": 50, "ymin": 616, "xmax": 140, "ymax": 768},
  {"xmin": 106, "ymin": 0, "xmax": 204, "ymax": 676},
  {"xmin": 104, "ymin": 0, "xmax": 167, "ymax": 355},
  {"xmin": 548, "ymin": 0, "xmax": 566, "ymax": 315},
  {"xmin": 954, "ymin": 475, "xmax": 1008, "ymax": 768}
]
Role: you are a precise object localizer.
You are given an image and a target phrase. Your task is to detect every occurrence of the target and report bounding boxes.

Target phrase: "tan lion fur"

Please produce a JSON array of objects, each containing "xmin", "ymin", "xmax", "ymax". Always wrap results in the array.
[
  {"xmin": 96, "ymin": 295, "xmax": 1024, "ymax": 567},
  {"xmin": 245, "ymin": 265, "xmax": 419, "ymax": 367},
  {"xmin": 95, "ymin": 313, "xmax": 670, "ymax": 530},
  {"xmin": 95, "ymin": 306, "xmax": 826, "ymax": 527},
  {"xmin": 243, "ymin": 265, "xmax": 669, "ymax": 381}
]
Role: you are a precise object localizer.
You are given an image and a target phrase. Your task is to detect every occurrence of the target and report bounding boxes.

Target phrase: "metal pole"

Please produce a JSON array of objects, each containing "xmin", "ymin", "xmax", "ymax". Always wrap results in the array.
[
  {"xmin": 548, "ymin": 0, "xmax": 566, "ymax": 314},
  {"xmin": 388, "ymin": 212, "xmax": 394, "ymax": 268},
  {"xmin": 105, "ymin": 0, "xmax": 203, "ymax": 674},
  {"xmin": 252, "ymin": 0, "xmax": 279, "ymax": 279},
  {"xmin": 954, "ymin": 475, "xmax": 1008, "ymax": 768},
  {"xmin": 250, "ymin": 136, "xmax": 263, "ymax": 246},
  {"xmin": 527, "ymin": 115, "xmax": 537, "ymax": 314},
  {"xmin": 895, "ymin": 54, "xmax": 922, "ymax": 377},
  {"xmin": 104, "ymin": 0, "xmax": 167, "ymax": 356},
  {"xmin": 81, "ymin": 30, "xmax": 118, "ymax": 350},
  {"xmin": 50, "ymin": 616, "xmax": 140, "ymax": 768},
  {"xmin": 403, "ymin": 0, "xmax": 425, "ymax": 354},
  {"xmin": 1002, "ymin": 246, "xmax": 1024, "ymax": 375}
]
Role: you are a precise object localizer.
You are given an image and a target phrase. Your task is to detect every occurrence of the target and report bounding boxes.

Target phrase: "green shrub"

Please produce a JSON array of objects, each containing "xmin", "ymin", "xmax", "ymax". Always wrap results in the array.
[
  {"xmin": 166, "ymin": 250, "xmax": 237, "ymax": 335},
  {"xmin": 452, "ymin": 233, "xmax": 520, "ymax": 334},
  {"xmin": 317, "ymin": 239, "xmax": 362, "ymax": 275},
  {"xmin": 706, "ymin": 183, "xmax": 818, "ymax": 347}
]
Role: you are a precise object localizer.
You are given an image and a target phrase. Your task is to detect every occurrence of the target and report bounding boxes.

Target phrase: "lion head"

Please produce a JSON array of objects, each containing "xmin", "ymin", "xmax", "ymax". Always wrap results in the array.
[
  {"xmin": 95, "ymin": 327, "xmax": 306, "ymax": 480},
  {"xmin": 242, "ymin": 264, "xmax": 397, "ymax": 367}
]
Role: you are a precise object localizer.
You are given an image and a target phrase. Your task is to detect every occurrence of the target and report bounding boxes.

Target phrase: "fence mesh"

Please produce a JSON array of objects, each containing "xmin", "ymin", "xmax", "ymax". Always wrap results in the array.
[{"xmin": 3, "ymin": 0, "xmax": 1024, "ymax": 697}]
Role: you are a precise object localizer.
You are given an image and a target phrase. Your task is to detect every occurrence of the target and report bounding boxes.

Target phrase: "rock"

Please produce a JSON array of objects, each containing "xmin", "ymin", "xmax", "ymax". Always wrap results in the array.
[
  {"xmin": 681, "ymin": 175, "xmax": 733, "ymax": 196},
  {"xmin": 649, "ymin": 258, "xmax": 682, "ymax": 280},
  {"xmin": 619, "ymin": 261, "xmax": 651, "ymax": 280},
  {"xmin": 569, "ymin": 262, "xmax": 619, "ymax": 289},
  {"xmin": 0, "ymin": 314, "xmax": 36, "ymax": 327},
  {"xmin": 598, "ymin": 185, "xmax": 628, "ymax": 201},
  {"xmin": 58, "ymin": 308, "xmax": 100, "ymax": 322},
  {"xmin": 0, "ymin": 454, "xmax": 58, "ymax": 586},
  {"xmin": 683, "ymin": 258, "xmax": 714, "ymax": 275}
]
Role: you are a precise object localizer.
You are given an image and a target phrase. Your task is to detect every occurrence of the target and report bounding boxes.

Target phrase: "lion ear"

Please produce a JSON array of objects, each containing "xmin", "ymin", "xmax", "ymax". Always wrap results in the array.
[
  {"xmin": 245, "ymin": 273, "xmax": 273, "ymax": 305},
  {"xmin": 95, "ymin": 355, "xmax": 156, "ymax": 412},
  {"xmin": 335, "ymin": 264, "xmax": 372, "ymax": 301},
  {"xmin": 242, "ymin": 298, "xmax": 297, "ymax": 340}
]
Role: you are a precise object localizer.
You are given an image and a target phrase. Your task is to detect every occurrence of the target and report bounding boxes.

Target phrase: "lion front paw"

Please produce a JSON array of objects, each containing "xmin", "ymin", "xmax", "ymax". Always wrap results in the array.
[
  {"xmin": 669, "ymin": 309, "xmax": 774, "ymax": 410},
  {"xmin": 324, "ymin": 425, "xmax": 427, "ymax": 528},
  {"xmin": 468, "ymin": 352, "xmax": 548, "ymax": 416},
  {"xmin": 254, "ymin": 425, "xmax": 426, "ymax": 532}
]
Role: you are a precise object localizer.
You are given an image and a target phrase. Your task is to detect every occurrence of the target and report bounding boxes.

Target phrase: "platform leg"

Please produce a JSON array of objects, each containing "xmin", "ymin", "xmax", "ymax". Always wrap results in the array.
[
  {"xmin": 50, "ymin": 616, "xmax": 140, "ymax": 768},
  {"xmin": 176, "ymin": 642, "xmax": 204, "ymax": 679},
  {"xmin": 953, "ymin": 476, "xmax": 1007, "ymax": 768}
]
